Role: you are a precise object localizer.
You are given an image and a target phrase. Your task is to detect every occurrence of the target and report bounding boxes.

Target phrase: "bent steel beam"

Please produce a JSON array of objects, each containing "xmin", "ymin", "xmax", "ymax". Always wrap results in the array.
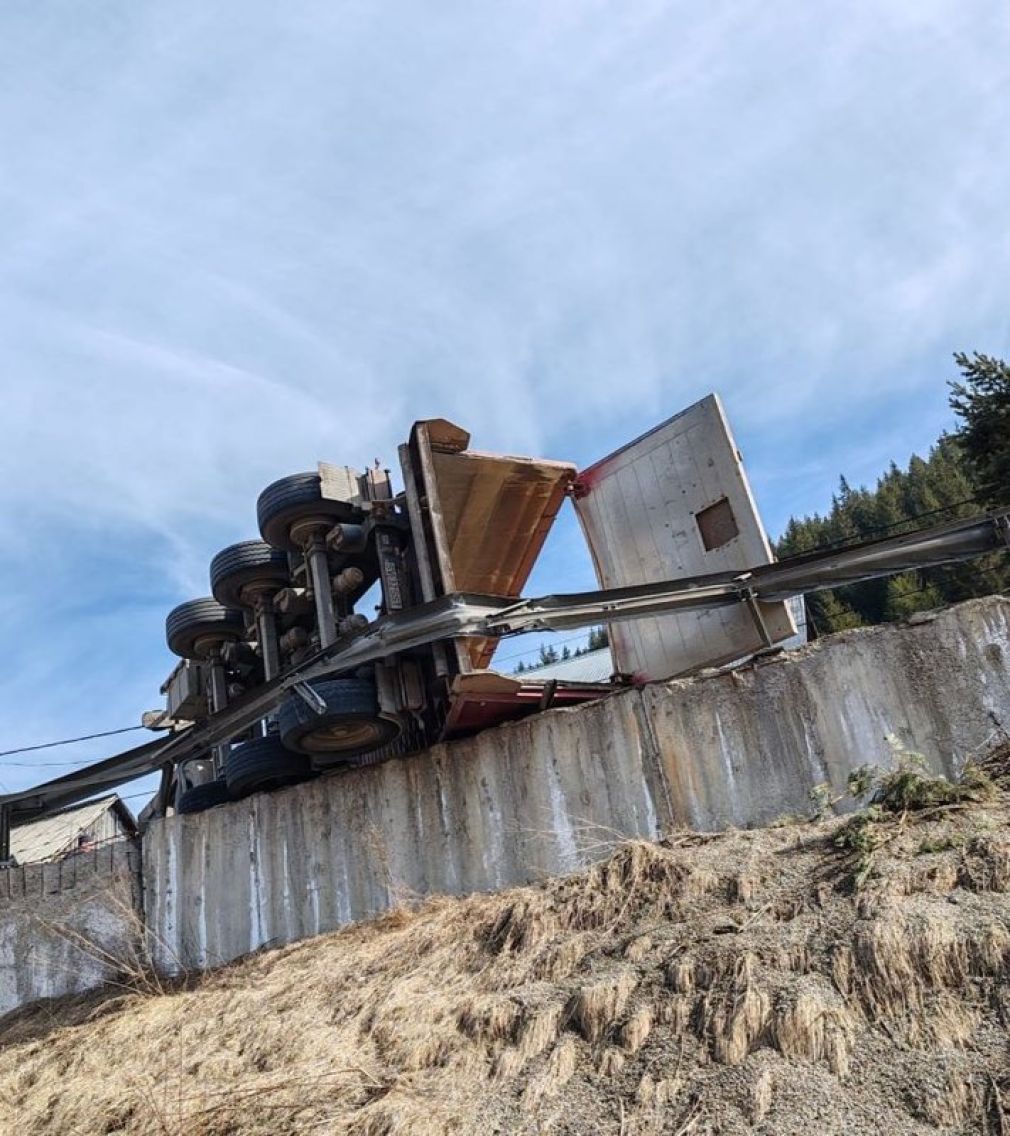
[
  {"xmin": 490, "ymin": 513, "xmax": 1009, "ymax": 633},
  {"xmin": 2, "ymin": 511, "xmax": 1007, "ymax": 825}
]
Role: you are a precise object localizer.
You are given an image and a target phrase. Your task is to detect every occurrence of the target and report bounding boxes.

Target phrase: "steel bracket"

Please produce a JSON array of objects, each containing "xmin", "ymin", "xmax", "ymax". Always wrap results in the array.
[
  {"xmin": 741, "ymin": 587, "xmax": 774, "ymax": 649},
  {"xmin": 292, "ymin": 681, "xmax": 328, "ymax": 717}
]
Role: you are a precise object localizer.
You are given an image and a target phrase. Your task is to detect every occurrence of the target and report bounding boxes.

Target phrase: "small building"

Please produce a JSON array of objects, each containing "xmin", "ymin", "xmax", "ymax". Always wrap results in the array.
[
  {"xmin": 7, "ymin": 795, "xmax": 137, "ymax": 867},
  {"xmin": 519, "ymin": 647, "xmax": 616, "ymax": 683}
]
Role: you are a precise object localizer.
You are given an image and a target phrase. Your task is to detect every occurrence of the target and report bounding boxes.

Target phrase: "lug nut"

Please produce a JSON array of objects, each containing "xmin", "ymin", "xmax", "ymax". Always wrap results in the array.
[
  {"xmin": 333, "ymin": 566, "xmax": 365, "ymax": 595},
  {"xmin": 279, "ymin": 627, "xmax": 309, "ymax": 652},
  {"xmin": 327, "ymin": 523, "xmax": 368, "ymax": 554},
  {"xmin": 274, "ymin": 587, "xmax": 314, "ymax": 616}
]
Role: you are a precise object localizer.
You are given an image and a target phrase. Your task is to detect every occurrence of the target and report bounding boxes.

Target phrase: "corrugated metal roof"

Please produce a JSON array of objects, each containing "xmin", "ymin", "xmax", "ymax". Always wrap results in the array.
[
  {"xmin": 519, "ymin": 648, "xmax": 615, "ymax": 683},
  {"xmin": 9, "ymin": 796, "xmax": 125, "ymax": 865}
]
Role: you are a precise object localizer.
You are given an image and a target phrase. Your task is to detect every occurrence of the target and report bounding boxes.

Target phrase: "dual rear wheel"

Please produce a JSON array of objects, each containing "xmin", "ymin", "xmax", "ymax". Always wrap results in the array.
[
  {"xmin": 167, "ymin": 473, "xmax": 400, "ymax": 813},
  {"xmin": 225, "ymin": 736, "xmax": 313, "ymax": 799},
  {"xmin": 173, "ymin": 676, "xmax": 400, "ymax": 811},
  {"xmin": 210, "ymin": 540, "xmax": 289, "ymax": 609},
  {"xmin": 277, "ymin": 678, "xmax": 399, "ymax": 762},
  {"xmin": 257, "ymin": 472, "xmax": 362, "ymax": 552}
]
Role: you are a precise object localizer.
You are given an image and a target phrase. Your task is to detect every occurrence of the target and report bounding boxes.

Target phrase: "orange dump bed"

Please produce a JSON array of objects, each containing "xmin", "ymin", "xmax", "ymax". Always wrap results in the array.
[{"xmin": 412, "ymin": 419, "xmax": 575, "ymax": 670}]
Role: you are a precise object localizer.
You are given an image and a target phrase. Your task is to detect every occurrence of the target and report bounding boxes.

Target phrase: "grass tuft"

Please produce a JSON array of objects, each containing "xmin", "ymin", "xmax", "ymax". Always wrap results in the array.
[{"xmin": 833, "ymin": 744, "xmax": 999, "ymax": 890}]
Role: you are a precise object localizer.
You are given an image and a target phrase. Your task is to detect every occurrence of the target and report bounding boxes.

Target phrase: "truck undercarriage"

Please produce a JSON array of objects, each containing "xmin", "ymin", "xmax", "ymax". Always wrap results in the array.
[{"xmin": 1, "ymin": 394, "xmax": 1007, "ymax": 856}]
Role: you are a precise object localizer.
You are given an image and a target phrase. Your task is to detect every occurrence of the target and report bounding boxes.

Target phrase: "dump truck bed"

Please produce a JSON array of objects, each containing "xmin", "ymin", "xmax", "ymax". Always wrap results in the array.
[{"xmin": 404, "ymin": 419, "xmax": 576, "ymax": 673}]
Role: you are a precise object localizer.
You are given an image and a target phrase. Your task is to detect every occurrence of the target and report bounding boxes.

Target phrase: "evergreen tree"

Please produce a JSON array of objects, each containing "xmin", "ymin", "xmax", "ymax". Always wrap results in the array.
[
  {"xmin": 587, "ymin": 626, "xmax": 610, "ymax": 651},
  {"xmin": 884, "ymin": 573, "xmax": 943, "ymax": 622},
  {"xmin": 949, "ymin": 352, "xmax": 1010, "ymax": 507},
  {"xmin": 806, "ymin": 590, "xmax": 863, "ymax": 635},
  {"xmin": 777, "ymin": 431, "xmax": 1008, "ymax": 635}
]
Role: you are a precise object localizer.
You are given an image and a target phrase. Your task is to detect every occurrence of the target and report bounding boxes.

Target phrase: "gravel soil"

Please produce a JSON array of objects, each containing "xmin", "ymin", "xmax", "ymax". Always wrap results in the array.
[{"xmin": 2, "ymin": 752, "xmax": 1009, "ymax": 1135}]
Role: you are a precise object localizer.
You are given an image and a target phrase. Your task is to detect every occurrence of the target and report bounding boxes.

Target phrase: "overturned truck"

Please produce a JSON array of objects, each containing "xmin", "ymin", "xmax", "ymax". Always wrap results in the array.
[
  {"xmin": 160, "ymin": 396, "xmax": 801, "ymax": 813},
  {"xmin": 1, "ymin": 394, "xmax": 1007, "ymax": 846}
]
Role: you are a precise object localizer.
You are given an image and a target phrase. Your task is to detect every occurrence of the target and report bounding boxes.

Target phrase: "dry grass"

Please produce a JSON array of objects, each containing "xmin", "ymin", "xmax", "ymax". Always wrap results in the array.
[{"xmin": 3, "ymin": 765, "xmax": 1010, "ymax": 1135}]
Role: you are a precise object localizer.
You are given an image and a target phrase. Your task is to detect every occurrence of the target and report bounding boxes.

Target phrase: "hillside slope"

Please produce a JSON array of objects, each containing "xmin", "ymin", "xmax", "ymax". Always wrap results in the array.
[{"xmin": 2, "ymin": 751, "xmax": 1010, "ymax": 1135}]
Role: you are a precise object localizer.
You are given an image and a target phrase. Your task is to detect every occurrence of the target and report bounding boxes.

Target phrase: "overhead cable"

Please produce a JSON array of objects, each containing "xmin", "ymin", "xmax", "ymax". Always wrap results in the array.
[{"xmin": 0, "ymin": 725, "xmax": 146, "ymax": 760}]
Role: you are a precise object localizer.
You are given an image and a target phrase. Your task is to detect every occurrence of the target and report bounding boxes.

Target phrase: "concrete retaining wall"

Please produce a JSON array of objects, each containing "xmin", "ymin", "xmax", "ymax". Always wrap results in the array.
[
  {"xmin": 0, "ymin": 843, "xmax": 141, "ymax": 1019},
  {"xmin": 647, "ymin": 596, "xmax": 1010, "ymax": 829},
  {"xmin": 143, "ymin": 596, "xmax": 1010, "ymax": 973}
]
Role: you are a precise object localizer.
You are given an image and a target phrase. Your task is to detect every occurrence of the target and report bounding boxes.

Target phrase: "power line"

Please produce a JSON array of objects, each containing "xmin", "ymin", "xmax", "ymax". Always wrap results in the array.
[
  {"xmin": 493, "ymin": 631, "xmax": 596, "ymax": 665},
  {"xmin": 0, "ymin": 725, "xmax": 146, "ymax": 760},
  {"xmin": 792, "ymin": 498, "xmax": 977, "ymax": 550},
  {"xmin": 119, "ymin": 788, "xmax": 157, "ymax": 804},
  {"xmin": 780, "ymin": 497, "xmax": 1001, "ymax": 558},
  {"xmin": 0, "ymin": 756, "xmax": 120, "ymax": 768}
]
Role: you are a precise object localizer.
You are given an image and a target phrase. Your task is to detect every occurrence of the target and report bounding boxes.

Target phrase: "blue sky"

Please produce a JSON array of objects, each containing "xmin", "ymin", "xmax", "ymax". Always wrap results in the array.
[{"xmin": 1, "ymin": 1, "xmax": 1008, "ymax": 798}]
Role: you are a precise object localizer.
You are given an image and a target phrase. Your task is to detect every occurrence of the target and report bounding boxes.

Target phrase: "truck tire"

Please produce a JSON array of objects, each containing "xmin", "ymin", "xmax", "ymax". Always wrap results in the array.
[
  {"xmin": 257, "ymin": 472, "xmax": 362, "ymax": 552},
  {"xmin": 210, "ymin": 540, "xmax": 290, "ymax": 608},
  {"xmin": 166, "ymin": 598, "xmax": 245, "ymax": 659},
  {"xmin": 278, "ymin": 677, "xmax": 401, "ymax": 756},
  {"xmin": 225, "ymin": 736, "xmax": 314, "ymax": 798},
  {"xmin": 345, "ymin": 750, "xmax": 392, "ymax": 769},
  {"xmin": 176, "ymin": 779, "xmax": 232, "ymax": 814}
]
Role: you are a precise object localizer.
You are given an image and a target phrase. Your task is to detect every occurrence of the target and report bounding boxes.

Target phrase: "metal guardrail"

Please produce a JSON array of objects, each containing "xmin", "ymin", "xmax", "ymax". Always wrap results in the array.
[{"xmin": 1, "ymin": 510, "xmax": 1007, "ymax": 843}]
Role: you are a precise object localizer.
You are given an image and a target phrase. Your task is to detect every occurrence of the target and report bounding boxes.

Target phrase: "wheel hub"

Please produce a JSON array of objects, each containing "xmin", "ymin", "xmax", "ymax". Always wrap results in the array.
[{"xmin": 300, "ymin": 717, "xmax": 388, "ymax": 754}]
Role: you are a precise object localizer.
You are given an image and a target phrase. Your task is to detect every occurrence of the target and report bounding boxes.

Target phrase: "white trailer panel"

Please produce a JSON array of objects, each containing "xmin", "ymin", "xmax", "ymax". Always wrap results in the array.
[{"xmin": 573, "ymin": 394, "xmax": 795, "ymax": 680}]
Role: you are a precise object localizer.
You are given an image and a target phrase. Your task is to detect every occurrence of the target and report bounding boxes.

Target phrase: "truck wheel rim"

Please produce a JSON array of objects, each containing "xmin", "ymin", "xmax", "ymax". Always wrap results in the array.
[{"xmin": 299, "ymin": 718, "xmax": 387, "ymax": 753}]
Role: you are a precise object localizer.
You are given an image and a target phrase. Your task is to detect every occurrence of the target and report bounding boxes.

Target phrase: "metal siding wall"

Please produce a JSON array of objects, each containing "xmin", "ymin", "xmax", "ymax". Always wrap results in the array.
[{"xmin": 574, "ymin": 394, "xmax": 795, "ymax": 679}]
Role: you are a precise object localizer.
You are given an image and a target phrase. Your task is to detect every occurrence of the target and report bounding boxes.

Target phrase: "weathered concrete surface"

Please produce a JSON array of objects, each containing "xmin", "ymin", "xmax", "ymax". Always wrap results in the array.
[
  {"xmin": 144, "ymin": 597, "xmax": 1010, "ymax": 972},
  {"xmin": 0, "ymin": 843, "xmax": 141, "ymax": 1019},
  {"xmin": 144, "ymin": 690, "xmax": 663, "ymax": 972},
  {"xmin": 646, "ymin": 595, "xmax": 1010, "ymax": 829}
]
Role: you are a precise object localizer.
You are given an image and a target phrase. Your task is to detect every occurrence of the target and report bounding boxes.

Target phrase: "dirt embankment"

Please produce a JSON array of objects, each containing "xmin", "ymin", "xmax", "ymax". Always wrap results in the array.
[{"xmin": 2, "ymin": 752, "xmax": 1010, "ymax": 1135}]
